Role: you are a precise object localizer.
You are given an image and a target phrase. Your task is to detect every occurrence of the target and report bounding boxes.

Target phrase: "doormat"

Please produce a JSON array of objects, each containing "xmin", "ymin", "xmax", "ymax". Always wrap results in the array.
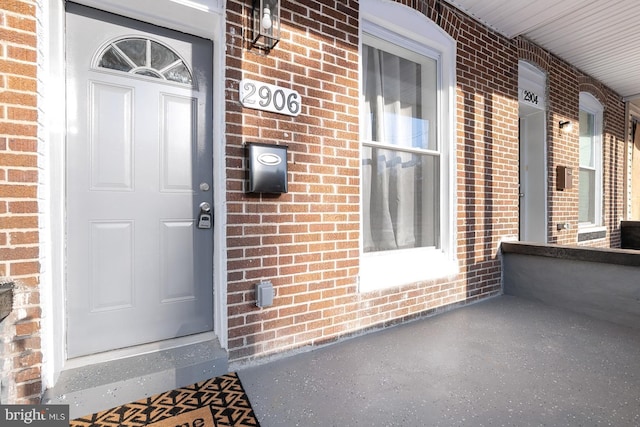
[{"xmin": 70, "ymin": 372, "xmax": 260, "ymax": 427}]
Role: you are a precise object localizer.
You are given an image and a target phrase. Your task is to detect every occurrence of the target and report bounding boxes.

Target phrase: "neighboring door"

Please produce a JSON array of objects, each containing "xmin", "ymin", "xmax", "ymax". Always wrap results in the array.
[
  {"xmin": 518, "ymin": 110, "xmax": 547, "ymax": 242},
  {"xmin": 65, "ymin": 3, "xmax": 214, "ymax": 358},
  {"xmin": 518, "ymin": 61, "xmax": 547, "ymax": 243}
]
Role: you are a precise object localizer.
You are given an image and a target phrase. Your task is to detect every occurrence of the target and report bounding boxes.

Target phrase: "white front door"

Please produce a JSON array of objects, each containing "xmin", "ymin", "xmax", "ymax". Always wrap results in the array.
[
  {"xmin": 518, "ymin": 61, "xmax": 547, "ymax": 243},
  {"xmin": 518, "ymin": 110, "xmax": 547, "ymax": 243},
  {"xmin": 65, "ymin": 3, "xmax": 214, "ymax": 358}
]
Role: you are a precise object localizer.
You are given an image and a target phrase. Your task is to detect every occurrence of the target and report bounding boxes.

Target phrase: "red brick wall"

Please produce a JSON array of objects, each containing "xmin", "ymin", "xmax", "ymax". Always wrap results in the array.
[
  {"xmin": 0, "ymin": 0, "xmax": 628, "ymax": 402},
  {"xmin": 225, "ymin": 0, "xmax": 627, "ymax": 365},
  {"xmin": 0, "ymin": 0, "xmax": 42, "ymax": 404},
  {"xmin": 518, "ymin": 39, "xmax": 626, "ymax": 247},
  {"xmin": 451, "ymin": 6, "xmax": 519, "ymax": 298},
  {"xmin": 225, "ymin": 0, "xmax": 363, "ymax": 360},
  {"xmin": 225, "ymin": 0, "xmax": 515, "ymax": 363}
]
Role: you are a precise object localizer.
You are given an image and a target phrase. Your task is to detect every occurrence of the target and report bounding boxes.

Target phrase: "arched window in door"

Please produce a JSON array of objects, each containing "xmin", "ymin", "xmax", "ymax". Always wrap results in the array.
[{"xmin": 95, "ymin": 37, "xmax": 193, "ymax": 85}]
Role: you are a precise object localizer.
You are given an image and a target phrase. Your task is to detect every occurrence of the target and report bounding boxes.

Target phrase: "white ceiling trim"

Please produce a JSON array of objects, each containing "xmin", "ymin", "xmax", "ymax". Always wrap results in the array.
[{"xmin": 444, "ymin": 0, "xmax": 640, "ymax": 100}]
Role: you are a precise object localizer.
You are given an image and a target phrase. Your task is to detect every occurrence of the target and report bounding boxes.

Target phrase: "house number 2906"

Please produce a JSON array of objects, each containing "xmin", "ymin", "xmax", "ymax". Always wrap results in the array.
[{"xmin": 240, "ymin": 78, "xmax": 301, "ymax": 117}]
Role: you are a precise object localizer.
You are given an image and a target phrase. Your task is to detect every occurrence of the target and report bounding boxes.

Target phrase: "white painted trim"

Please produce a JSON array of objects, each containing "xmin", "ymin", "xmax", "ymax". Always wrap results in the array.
[
  {"xmin": 74, "ymin": 0, "xmax": 224, "ymax": 40},
  {"xmin": 518, "ymin": 61, "xmax": 547, "ymax": 111},
  {"xmin": 579, "ymin": 92, "xmax": 604, "ymax": 228},
  {"xmin": 40, "ymin": 0, "xmax": 67, "ymax": 390},
  {"xmin": 42, "ymin": 0, "xmax": 227, "ymax": 385},
  {"xmin": 626, "ymin": 103, "xmax": 640, "ymax": 219},
  {"xmin": 358, "ymin": 0, "xmax": 458, "ymax": 292},
  {"xmin": 63, "ymin": 332, "xmax": 218, "ymax": 370},
  {"xmin": 577, "ymin": 225, "xmax": 606, "ymax": 236}
]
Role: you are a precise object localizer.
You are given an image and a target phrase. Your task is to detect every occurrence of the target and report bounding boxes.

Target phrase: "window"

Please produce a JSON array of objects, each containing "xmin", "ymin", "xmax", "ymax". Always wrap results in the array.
[
  {"xmin": 96, "ymin": 37, "xmax": 193, "ymax": 85},
  {"xmin": 362, "ymin": 38, "xmax": 439, "ymax": 252},
  {"xmin": 359, "ymin": 0, "xmax": 456, "ymax": 291},
  {"xmin": 578, "ymin": 92, "xmax": 603, "ymax": 229}
]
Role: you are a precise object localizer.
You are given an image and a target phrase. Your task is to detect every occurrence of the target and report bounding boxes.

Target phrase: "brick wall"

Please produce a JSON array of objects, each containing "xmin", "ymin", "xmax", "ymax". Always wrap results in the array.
[
  {"xmin": 518, "ymin": 38, "xmax": 626, "ymax": 247},
  {"xmin": 0, "ymin": 0, "xmax": 628, "ymax": 402},
  {"xmin": 225, "ymin": 0, "xmax": 627, "ymax": 365},
  {"xmin": 225, "ymin": 0, "xmax": 514, "ymax": 364},
  {"xmin": 451, "ymin": 5, "xmax": 519, "ymax": 298},
  {"xmin": 225, "ymin": 0, "xmax": 364, "ymax": 360},
  {"xmin": 0, "ymin": 0, "xmax": 42, "ymax": 404}
]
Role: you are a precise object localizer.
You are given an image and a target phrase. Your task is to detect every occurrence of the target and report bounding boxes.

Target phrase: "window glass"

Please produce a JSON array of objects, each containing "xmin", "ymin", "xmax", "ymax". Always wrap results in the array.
[
  {"xmin": 96, "ymin": 37, "xmax": 193, "ymax": 85},
  {"xmin": 579, "ymin": 168, "xmax": 595, "ymax": 223},
  {"xmin": 362, "ymin": 38, "xmax": 439, "ymax": 253},
  {"xmin": 579, "ymin": 110, "xmax": 595, "ymax": 168},
  {"xmin": 98, "ymin": 46, "xmax": 132, "ymax": 72},
  {"xmin": 117, "ymin": 38, "xmax": 147, "ymax": 67},
  {"xmin": 578, "ymin": 93, "xmax": 603, "ymax": 227},
  {"xmin": 362, "ymin": 42, "xmax": 437, "ymax": 150},
  {"xmin": 150, "ymin": 40, "xmax": 180, "ymax": 70}
]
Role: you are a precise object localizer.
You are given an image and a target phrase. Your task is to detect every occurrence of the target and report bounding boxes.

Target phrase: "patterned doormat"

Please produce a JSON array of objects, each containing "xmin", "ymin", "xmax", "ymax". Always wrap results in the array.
[{"xmin": 70, "ymin": 372, "xmax": 260, "ymax": 427}]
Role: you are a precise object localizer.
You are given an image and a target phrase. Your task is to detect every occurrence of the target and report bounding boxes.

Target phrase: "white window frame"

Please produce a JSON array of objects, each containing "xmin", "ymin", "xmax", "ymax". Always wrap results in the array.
[
  {"xmin": 359, "ymin": 0, "xmax": 457, "ymax": 292},
  {"xmin": 578, "ymin": 92, "xmax": 604, "ymax": 232}
]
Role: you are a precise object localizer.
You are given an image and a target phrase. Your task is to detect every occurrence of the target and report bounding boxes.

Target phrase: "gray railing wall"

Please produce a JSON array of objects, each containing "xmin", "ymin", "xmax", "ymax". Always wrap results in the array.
[{"xmin": 501, "ymin": 242, "xmax": 640, "ymax": 330}]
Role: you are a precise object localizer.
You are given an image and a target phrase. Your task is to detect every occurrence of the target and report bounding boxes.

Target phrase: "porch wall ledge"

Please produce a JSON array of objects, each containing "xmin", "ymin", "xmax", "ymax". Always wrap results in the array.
[
  {"xmin": 501, "ymin": 241, "xmax": 640, "ymax": 266},
  {"xmin": 501, "ymin": 241, "xmax": 640, "ymax": 330}
]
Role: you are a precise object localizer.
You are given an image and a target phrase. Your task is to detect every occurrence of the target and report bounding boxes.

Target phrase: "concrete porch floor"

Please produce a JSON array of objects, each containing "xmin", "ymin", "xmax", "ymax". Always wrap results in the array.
[{"xmin": 238, "ymin": 295, "xmax": 640, "ymax": 426}]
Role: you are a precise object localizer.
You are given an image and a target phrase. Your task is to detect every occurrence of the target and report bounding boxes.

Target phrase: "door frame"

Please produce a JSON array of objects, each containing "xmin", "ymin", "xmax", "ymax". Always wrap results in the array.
[
  {"xmin": 518, "ymin": 60, "xmax": 548, "ymax": 243},
  {"xmin": 44, "ymin": 0, "xmax": 227, "ymax": 387}
]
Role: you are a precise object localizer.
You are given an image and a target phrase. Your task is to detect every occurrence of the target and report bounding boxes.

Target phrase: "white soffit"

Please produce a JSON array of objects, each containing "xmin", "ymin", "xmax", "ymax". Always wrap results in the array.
[{"xmin": 445, "ymin": 0, "xmax": 640, "ymax": 101}]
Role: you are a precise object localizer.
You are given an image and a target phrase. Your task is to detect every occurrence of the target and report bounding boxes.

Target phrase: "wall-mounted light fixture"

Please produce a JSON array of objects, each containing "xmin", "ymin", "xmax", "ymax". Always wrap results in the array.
[
  {"xmin": 559, "ymin": 120, "xmax": 573, "ymax": 132},
  {"xmin": 251, "ymin": 0, "xmax": 280, "ymax": 52}
]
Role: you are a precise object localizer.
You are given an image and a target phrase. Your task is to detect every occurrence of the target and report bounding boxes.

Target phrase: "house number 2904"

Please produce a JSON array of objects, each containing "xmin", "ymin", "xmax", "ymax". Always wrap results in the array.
[
  {"xmin": 522, "ymin": 89, "xmax": 539, "ymax": 105},
  {"xmin": 240, "ymin": 79, "xmax": 301, "ymax": 117}
]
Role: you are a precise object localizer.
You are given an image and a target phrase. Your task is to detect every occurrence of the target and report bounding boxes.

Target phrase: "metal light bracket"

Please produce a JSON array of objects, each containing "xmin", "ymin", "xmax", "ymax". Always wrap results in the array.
[{"xmin": 251, "ymin": 0, "xmax": 280, "ymax": 52}]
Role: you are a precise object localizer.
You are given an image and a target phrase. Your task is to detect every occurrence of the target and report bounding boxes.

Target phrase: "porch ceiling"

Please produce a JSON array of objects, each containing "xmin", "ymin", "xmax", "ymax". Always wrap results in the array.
[{"xmin": 444, "ymin": 0, "xmax": 640, "ymax": 104}]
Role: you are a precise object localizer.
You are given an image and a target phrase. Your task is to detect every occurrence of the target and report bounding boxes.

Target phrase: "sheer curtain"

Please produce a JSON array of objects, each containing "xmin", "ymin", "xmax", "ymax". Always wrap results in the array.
[{"xmin": 362, "ymin": 45, "xmax": 436, "ymax": 253}]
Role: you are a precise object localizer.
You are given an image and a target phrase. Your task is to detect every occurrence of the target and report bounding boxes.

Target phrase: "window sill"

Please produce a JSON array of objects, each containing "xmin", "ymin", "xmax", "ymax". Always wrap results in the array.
[
  {"xmin": 578, "ymin": 225, "xmax": 606, "ymax": 242},
  {"xmin": 358, "ymin": 248, "xmax": 458, "ymax": 293}
]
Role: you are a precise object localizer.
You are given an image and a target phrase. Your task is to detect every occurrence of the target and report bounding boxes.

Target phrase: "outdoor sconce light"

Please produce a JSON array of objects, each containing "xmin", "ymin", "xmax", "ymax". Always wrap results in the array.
[
  {"xmin": 251, "ymin": 0, "xmax": 280, "ymax": 52},
  {"xmin": 559, "ymin": 120, "xmax": 573, "ymax": 132}
]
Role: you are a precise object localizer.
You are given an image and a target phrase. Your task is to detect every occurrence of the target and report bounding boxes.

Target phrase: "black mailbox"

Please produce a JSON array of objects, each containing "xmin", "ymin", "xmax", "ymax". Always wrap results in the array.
[{"xmin": 247, "ymin": 142, "xmax": 288, "ymax": 194}]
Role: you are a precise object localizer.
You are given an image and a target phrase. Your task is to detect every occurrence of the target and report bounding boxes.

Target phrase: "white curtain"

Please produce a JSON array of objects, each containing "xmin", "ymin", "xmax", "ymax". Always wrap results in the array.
[{"xmin": 362, "ymin": 46, "xmax": 422, "ymax": 252}]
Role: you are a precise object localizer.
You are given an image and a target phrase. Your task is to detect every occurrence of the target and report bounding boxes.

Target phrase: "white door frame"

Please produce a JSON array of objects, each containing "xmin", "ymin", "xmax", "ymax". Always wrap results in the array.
[
  {"xmin": 518, "ymin": 61, "xmax": 548, "ymax": 243},
  {"xmin": 42, "ymin": 0, "xmax": 227, "ymax": 388}
]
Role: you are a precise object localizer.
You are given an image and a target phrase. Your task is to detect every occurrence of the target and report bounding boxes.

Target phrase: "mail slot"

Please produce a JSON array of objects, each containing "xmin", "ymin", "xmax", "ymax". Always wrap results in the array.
[
  {"xmin": 247, "ymin": 142, "xmax": 288, "ymax": 194},
  {"xmin": 556, "ymin": 165, "xmax": 572, "ymax": 191}
]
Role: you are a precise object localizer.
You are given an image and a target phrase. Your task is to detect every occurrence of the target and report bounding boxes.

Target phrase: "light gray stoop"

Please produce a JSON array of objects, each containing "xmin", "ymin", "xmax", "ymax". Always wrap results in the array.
[{"xmin": 42, "ymin": 339, "xmax": 228, "ymax": 419}]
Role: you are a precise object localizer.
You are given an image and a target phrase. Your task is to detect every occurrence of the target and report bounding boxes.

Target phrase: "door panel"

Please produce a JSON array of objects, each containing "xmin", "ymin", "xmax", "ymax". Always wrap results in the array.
[
  {"xmin": 161, "ymin": 94, "xmax": 197, "ymax": 191},
  {"xmin": 65, "ymin": 3, "xmax": 214, "ymax": 358},
  {"xmin": 90, "ymin": 82, "xmax": 134, "ymax": 190},
  {"xmin": 90, "ymin": 221, "xmax": 134, "ymax": 311},
  {"xmin": 519, "ymin": 111, "xmax": 547, "ymax": 243}
]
